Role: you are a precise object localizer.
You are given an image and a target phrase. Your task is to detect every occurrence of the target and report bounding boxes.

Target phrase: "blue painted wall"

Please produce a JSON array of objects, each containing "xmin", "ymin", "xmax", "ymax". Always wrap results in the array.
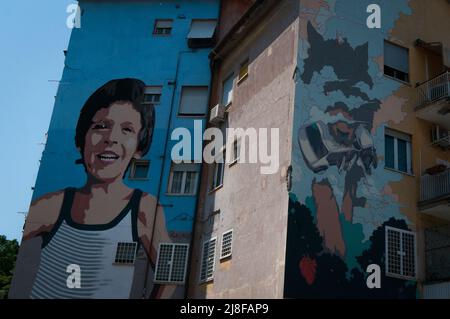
[
  {"xmin": 11, "ymin": 0, "xmax": 221, "ymax": 298},
  {"xmin": 34, "ymin": 0, "xmax": 219, "ymax": 234}
]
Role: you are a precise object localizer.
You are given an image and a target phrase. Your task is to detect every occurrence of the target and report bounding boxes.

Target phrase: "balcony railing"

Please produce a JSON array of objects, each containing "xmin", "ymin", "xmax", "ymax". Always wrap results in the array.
[
  {"xmin": 425, "ymin": 225, "xmax": 450, "ymax": 283},
  {"xmin": 420, "ymin": 169, "xmax": 450, "ymax": 202},
  {"xmin": 417, "ymin": 71, "xmax": 450, "ymax": 108}
]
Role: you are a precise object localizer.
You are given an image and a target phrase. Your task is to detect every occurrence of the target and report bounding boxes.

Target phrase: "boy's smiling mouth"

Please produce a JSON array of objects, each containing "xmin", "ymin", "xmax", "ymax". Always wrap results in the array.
[{"xmin": 97, "ymin": 151, "xmax": 120, "ymax": 163}]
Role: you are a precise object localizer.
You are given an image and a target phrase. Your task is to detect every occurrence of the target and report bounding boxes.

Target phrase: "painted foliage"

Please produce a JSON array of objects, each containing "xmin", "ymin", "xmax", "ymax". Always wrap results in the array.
[{"xmin": 285, "ymin": 0, "xmax": 417, "ymax": 298}]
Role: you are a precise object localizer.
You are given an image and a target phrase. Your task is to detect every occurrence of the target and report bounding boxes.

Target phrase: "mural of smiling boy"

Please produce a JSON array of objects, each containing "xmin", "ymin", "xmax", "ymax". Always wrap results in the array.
[{"xmin": 10, "ymin": 79, "xmax": 174, "ymax": 298}]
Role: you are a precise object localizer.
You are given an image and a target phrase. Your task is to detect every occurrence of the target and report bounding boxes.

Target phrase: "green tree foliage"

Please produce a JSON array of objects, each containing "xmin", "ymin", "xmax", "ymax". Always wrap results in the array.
[{"xmin": 0, "ymin": 235, "xmax": 19, "ymax": 299}]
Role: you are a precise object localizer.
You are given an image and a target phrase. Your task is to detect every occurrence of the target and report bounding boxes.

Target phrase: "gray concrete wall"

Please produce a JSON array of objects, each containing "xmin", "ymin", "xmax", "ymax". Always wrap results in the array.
[{"xmin": 187, "ymin": 0, "xmax": 300, "ymax": 298}]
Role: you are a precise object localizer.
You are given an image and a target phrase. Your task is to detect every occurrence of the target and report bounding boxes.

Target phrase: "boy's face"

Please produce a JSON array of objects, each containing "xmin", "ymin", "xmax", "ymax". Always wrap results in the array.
[{"xmin": 83, "ymin": 101, "xmax": 142, "ymax": 182}]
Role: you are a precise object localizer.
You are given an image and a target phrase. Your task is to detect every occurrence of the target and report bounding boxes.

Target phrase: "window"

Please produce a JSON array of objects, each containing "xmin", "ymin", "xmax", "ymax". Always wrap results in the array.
[
  {"xmin": 143, "ymin": 86, "xmax": 162, "ymax": 105},
  {"xmin": 200, "ymin": 237, "xmax": 216, "ymax": 283},
  {"xmin": 220, "ymin": 230, "xmax": 233, "ymax": 260},
  {"xmin": 229, "ymin": 139, "xmax": 240, "ymax": 165},
  {"xmin": 154, "ymin": 243, "xmax": 189, "ymax": 283},
  {"xmin": 154, "ymin": 19, "xmax": 173, "ymax": 35},
  {"xmin": 238, "ymin": 59, "xmax": 249, "ymax": 84},
  {"xmin": 211, "ymin": 151, "xmax": 225, "ymax": 190},
  {"xmin": 114, "ymin": 242, "xmax": 138, "ymax": 264},
  {"xmin": 187, "ymin": 19, "xmax": 217, "ymax": 48},
  {"xmin": 221, "ymin": 74, "xmax": 234, "ymax": 106},
  {"xmin": 168, "ymin": 163, "xmax": 200, "ymax": 195},
  {"xmin": 385, "ymin": 128, "xmax": 412, "ymax": 174},
  {"xmin": 178, "ymin": 86, "xmax": 209, "ymax": 116},
  {"xmin": 129, "ymin": 160, "xmax": 150, "ymax": 180},
  {"xmin": 385, "ymin": 226, "xmax": 417, "ymax": 280},
  {"xmin": 384, "ymin": 41, "xmax": 409, "ymax": 83}
]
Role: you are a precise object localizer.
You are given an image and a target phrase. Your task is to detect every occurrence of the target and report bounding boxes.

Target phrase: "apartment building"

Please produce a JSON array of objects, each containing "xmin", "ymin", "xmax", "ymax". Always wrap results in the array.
[
  {"xmin": 8, "ymin": 0, "xmax": 450, "ymax": 300},
  {"xmin": 9, "ymin": 0, "xmax": 220, "ymax": 299},
  {"xmin": 188, "ymin": 0, "xmax": 450, "ymax": 299}
]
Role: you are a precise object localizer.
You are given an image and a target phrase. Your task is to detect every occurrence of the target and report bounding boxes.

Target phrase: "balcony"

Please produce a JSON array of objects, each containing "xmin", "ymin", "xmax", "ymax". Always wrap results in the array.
[
  {"xmin": 419, "ymin": 168, "xmax": 450, "ymax": 220},
  {"xmin": 423, "ymin": 224, "xmax": 450, "ymax": 299},
  {"xmin": 416, "ymin": 71, "xmax": 450, "ymax": 129}
]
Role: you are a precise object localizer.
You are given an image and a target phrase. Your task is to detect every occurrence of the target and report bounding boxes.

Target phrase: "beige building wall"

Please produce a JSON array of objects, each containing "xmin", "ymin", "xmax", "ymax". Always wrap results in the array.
[
  {"xmin": 187, "ymin": 0, "xmax": 300, "ymax": 298},
  {"xmin": 385, "ymin": 0, "xmax": 450, "ymax": 288}
]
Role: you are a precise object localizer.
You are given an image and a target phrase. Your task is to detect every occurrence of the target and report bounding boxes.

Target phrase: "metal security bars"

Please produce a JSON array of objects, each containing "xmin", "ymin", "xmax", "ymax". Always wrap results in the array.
[
  {"xmin": 154, "ymin": 243, "xmax": 189, "ymax": 283},
  {"xmin": 421, "ymin": 168, "xmax": 450, "ymax": 202},
  {"xmin": 385, "ymin": 226, "xmax": 417, "ymax": 280},
  {"xmin": 417, "ymin": 71, "xmax": 450, "ymax": 108},
  {"xmin": 114, "ymin": 242, "xmax": 138, "ymax": 264},
  {"xmin": 425, "ymin": 224, "xmax": 450, "ymax": 282},
  {"xmin": 200, "ymin": 238, "xmax": 216, "ymax": 283},
  {"xmin": 220, "ymin": 230, "xmax": 233, "ymax": 260}
]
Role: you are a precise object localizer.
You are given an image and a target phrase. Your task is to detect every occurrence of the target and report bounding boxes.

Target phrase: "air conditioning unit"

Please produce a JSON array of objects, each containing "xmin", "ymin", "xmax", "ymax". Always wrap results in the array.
[{"xmin": 209, "ymin": 104, "xmax": 225, "ymax": 124}]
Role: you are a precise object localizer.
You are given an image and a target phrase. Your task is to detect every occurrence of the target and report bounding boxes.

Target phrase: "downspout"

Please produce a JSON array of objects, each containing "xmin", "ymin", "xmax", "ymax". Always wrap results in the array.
[
  {"xmin": 142, "ymin": 49, "xmax": 192, "ymax": 298},
  {"xmin": 184, "ymin": 0, "xmax": 222, "ymax": 296},
  {"xmin": 184, "ymin": 48, "xmax": 219, "ymax": 299}
]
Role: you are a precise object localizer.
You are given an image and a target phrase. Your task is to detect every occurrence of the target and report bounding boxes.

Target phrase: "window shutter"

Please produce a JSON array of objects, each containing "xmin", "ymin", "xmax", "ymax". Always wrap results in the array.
[
  {"xmin": 179, "ymin": 87, "xmax": 209, "ymax": 116},
  {"xmin": 188, "ymin": 20, "xmax": 217, "ymax": 39},
  {"xmin": 384, "ymin": 42, "xmax": 409, "ymax": 74}
]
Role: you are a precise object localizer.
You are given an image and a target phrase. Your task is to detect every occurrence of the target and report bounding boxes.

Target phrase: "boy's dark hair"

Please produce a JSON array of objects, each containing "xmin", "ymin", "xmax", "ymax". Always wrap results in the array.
[{"xmin": 75, "ymin": 78, "xmax": 155, "ymax": 161}]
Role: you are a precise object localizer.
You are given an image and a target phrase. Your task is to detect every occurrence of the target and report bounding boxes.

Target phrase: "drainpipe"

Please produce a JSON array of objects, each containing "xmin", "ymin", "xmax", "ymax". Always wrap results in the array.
[
  {"xmin": 183, "ymin": 46, "xmax": 219, "ymax": 298},
  {"xmin": 142, "ymin": 49, "xmax": 193, "ymax": 298},
  {"xmin": 183, "ymin": 1, "xmax": 222, "ymax": 298}
]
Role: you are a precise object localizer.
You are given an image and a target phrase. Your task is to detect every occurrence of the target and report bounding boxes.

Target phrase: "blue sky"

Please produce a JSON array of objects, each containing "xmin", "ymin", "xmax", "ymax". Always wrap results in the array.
[{"xmin": 0, "ymin": 1, "xmax": 74, "ymax": 241}]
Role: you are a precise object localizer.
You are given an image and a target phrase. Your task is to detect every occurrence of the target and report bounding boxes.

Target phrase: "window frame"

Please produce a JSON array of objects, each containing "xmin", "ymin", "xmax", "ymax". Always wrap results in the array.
[
  {"xmin": 178, "ymin": 86, "xmax": 209, "ymax": 117},
  {"xmin": 154, "ymin": 243, "xmax": 190, "ymax": 284},
  {"xmin": 143, "ymin": 86, "xmax": 162, "ymax": 105},
  {"xmin": 113, "ymin": 242, "xmax": 138, "ymax": 265},
  {"xmin": 384, "ymin": 40, "xmax": 410, "ymax": 84},
  {"xmin": 384, "ymin": 128, "xmax": 413, "ymax": 175},
  {"xmin": 167, "ymin": 163, "xmax": 200, "ymax": 196},
  {"xmin": 199, "ymin": 237, "xmax": 217, "ymax": 283},
  {"xmin": 385, "ymin": 226, "xmax": 417, "ymax": 281},
  {"xmin": 221, "ymin": 73, "xmax": 234, "ymax": 107},
  {"xmin": 229, "ymin": 139, "xmax": 240, "ymax": 166},
  {"xmin": 153, "ymin": 19, "xmax": 173, "ymax": 36},
  {"xmin": 211, "ymin": 150, "xmax": 225, "ymax": 191},
  {"xmin": 129, "ymin": 159, "xmax": 150, "ymax": 181},
  {"xmin": 220, "ymin": 229, "xmax": 233, "ymax": 260},
  {"xmin": 237, "ymin": 58, "xmax": 249, "ymax": 85},
  {"xmin": 187, "ymin": 19, "xmax": 217, "ymax": 40}
]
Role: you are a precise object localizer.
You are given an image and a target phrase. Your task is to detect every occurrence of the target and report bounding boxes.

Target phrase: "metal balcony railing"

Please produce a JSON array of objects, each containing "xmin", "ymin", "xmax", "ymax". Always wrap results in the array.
[
  {"xmin": 421, "ymin": 169, "xmax": 450, "ymax": 202},
  {"xmin": 425, "ymin": 225, "xmax": 450, "ymax": 283},
  {"xmin": 417, "ymin": 71, "xmax": 450, "ymax": 108}
]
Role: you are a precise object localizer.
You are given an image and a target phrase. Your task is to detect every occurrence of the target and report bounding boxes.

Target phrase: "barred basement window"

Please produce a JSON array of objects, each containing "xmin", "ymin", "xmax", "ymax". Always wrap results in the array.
[
  {"xmin": 114, "ymin": 242, "xmax": 138, "ymax": 264},
  {"xmin": 385, "ymin": 226, "xmax": 417, "ymax": 280},
  {"xmin": 220, "ymin": 230, "xmax": 233, "ymax": 260},
  {"xmin": 154, "ymin": 243, "xmax": 189, "ymax": 283},
  {"xmin": 200, "ymin": 237, "xmax": 216, "ymax": 283}
]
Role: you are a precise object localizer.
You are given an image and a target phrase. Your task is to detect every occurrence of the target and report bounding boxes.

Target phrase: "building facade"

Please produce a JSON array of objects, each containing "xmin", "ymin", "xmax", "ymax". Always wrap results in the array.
[
  {"xmin": 10, "ymin": 0, "xmax": 220, "ymax": 299},
  {"xmin": 9, "ymin": 0, "xmax": 450, "ymax": 299},
  {"xmin": 188, "ymin": 0, "xmax": 450, "ymax": 299}
]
